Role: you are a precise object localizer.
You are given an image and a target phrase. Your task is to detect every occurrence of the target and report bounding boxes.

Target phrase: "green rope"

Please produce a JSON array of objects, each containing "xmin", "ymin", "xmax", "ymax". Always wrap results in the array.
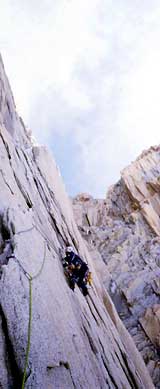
[
  {"xmin": 20, "ymin": 242, "xmax": 47, "ymax": 388},
  {"xmin": 21, "ymin": 277, "xmax": 32, "ymax": 389},
  {"xmin": 32, "ymin": 243, "xmax": 46, "ymax": 280}
]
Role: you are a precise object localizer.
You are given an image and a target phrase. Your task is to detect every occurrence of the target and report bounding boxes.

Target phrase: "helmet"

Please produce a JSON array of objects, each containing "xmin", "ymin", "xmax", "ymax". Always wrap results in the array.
[{"xmin": 66, "ymin": 246, "xmax": 73, "ymax": 253}]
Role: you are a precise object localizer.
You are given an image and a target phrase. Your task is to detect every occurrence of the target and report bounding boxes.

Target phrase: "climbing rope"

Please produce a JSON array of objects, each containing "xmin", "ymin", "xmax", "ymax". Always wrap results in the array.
[
  {"xmin": 13, "ymin": 241, "xmax": 47, "ymax": 389},
  {"xmin": 21, "ymin": 276, "xmax": 32, "ymax": 389},
  {"xmin": 15, "ymin": 223, "xmax": 59, "ymax": 256},
  {"xmin": 12, "ymin": 222, "xmax": 83, "ymax": 387}
]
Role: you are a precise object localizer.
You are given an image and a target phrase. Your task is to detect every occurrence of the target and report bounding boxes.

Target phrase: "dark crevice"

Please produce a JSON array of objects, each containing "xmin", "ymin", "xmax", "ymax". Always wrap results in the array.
[
  {"xmin": 13, "ymin": 173, "xmax": 33, "ymax": 208},
  {"xmin": 0, "ymin": 132, "xmax": 11, "ymax": 160},
  {"xmin": 120, "ymin": 352, "xmax": 140, "ymax": 389},
  {"xmin": 86, "ymin": 300, "xmax": 99, "ymax": 326},
  {"xmin": 71, "ymin": 236, "xmax": 79, "ymax": 252},
  {"xmin": 32, "ymin": 155, "xmax": 79, "ymax": 254},
  {"xmin": 101, "ymin": 354, "xmax": 118, "ymax": 389},
  {"xmin": 0, "ymin": 131, "xmax": 33, "ymax": 209},
  {"xmin": 0, "ymin": 241, "xmax": 13, "ymax": 268},
  {"xmin": 33, "ymin": 159, "xmax": 78, "ymax": 250},
  {"xmin": 0, "ymin": 305, "xmax": 22, "ymax": 389},
  {"xmin": 15, "ymin": 148, "xmax": 31, "ymax": 183},
  {"xmin": 67, "ymin": 367, "xmax": 76, "ymax": 389},
  {"xmin": 33, "ymin": 177, "xmax": 51, "ymax": 210},
  {"xmin": 33, "ymin": 175, "xmax": 67, "ymax": 249},
  {"xmin": 83, "ymin": 326, "xmax": 98, "ymax": 355},
  {"xmin": 22, "ymin": 149, "xmax": 31, "ymax": 167},
  {"xmin": 60, "ymin": 223, "xmax": 77, "ymax": 250},
  {"xmin": 85, "ymin": 213, "xmax": 91, "ymax": 227},
  {"xmin": 99, "ymin": 338, "xmax": 137, "ymax": 389},
  {"xmin": 114, "ymin": 338, "xmax": 140, "ymax": 389},
  {"xmin": 0, "ymin": 211, "xmax": 15, "ymax": 280},
  {"xmin": 0, "ymin": 169, "xmax": 14, "ymax": 195},
  {"xmin": 1, "ymin": 223, "xmax": 11, "ymax": 241},
  {"xmin": 60, "ymin": 213, "xmax": 78, "ymax": 247},
  {"xmin": 82, "ymin": 311, "xmax": 91, "ymax": 329},
  {"xmin": 33, "ymin": 161, "xmax": 56, "ymax": 203},
  {"xmin": 114, "ymin": 350, "xmax": 137, "ymax": 388},
  {"xmin": 99, "ymin": 338, "xmax": 105, "ymax": 354},
  {"xmin": 49, "ymin": 212, "xmax": 66, "ymax": 245},
  {"xmin": 88, "ymin": 294, "xmax": 107, "ymax": 327},
  {"xmin": 15, "ymin": 147, "xmax": 21, "ymax": 159},
  {"xmin": 59, "ymin": 360, "xmax": 70, "ymax": 369},
  {"xmin": 0, "ymin": 138, "xmax": 76, "ymax": 254}
]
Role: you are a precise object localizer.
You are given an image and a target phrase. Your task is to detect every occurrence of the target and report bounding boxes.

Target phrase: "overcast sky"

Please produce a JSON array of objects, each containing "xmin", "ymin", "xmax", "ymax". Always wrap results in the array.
[{"xmin": 1, "ymin": 1, "xmax": 160, "ymax": 197}]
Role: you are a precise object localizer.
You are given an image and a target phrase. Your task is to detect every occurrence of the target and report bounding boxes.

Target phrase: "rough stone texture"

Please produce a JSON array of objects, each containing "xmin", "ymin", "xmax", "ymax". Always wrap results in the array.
[
  {"xmin": 140, "ymin": 305, "xmax": 160, "ymax": 348},
  {"xmin": 0, "ymin": 55, "xmax": 154, "ymax": 388},
  {"xmin": 73, "ymin": 152, "xmax": 160, "ymax": 387}
]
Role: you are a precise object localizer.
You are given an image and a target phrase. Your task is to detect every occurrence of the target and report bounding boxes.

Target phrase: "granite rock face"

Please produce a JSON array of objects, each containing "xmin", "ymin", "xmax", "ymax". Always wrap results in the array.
[
  {"xmin": 0, "ymin": 55, "xmax": 154, "ymax": 388},
  {"xmin": 72, "ymin": 149, "xmax": 160, "ymax": 387}
]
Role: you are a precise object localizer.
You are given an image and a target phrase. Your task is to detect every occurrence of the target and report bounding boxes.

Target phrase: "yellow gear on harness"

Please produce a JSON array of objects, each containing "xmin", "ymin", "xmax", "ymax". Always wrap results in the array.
[{"xmin": 86, "ymin": 271, "xmax": 92, "ymax": 285}]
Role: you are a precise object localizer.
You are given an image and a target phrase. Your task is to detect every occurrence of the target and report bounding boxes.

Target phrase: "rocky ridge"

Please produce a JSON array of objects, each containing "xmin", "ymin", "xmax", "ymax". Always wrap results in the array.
[
  {"xmin": 0, "ymin": 54, "xmax": 155, "ymax": 388},
  {"xmin": 72, "ymin": 148, "xmax": 160, "ymax": 387}
]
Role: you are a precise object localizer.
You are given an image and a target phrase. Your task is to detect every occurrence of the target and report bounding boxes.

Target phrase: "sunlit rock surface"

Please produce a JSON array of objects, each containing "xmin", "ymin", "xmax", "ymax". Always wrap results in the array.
[
  {"xmin": 73, "ymin": 148, "xmax": 160, "ymax": 387},
  {"xmin": 0, "ymin": 55, "xmax": 155, "ymax": 388}
]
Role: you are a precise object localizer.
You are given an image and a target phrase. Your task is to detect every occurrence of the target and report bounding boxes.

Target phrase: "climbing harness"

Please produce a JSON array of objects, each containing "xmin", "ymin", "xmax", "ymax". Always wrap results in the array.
[{"xmin": 85, "ymin": 271, "xmax": 92, "ymax": 286}]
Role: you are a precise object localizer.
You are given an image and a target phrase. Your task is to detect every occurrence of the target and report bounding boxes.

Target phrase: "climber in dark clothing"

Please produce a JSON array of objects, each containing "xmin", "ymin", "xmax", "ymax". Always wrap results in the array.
[{"xmin": 62, "ymin": 246, "xmax": 89, "ymax": 293}]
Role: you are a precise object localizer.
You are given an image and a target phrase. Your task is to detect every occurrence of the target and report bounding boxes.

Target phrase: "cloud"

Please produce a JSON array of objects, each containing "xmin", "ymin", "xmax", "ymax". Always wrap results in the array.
[{"xmin": 1, "ymin": 0, "xmax": 160, "ymax": 196}]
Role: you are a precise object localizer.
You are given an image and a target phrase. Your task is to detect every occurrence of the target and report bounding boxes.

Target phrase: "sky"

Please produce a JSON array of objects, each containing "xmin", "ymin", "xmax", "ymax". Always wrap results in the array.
[{"xmin": 1, "ymin": 0, "xmax": 160, "ymax": 197}]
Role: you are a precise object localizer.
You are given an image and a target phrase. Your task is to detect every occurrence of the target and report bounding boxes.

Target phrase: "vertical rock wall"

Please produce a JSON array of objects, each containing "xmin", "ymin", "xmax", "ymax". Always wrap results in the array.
[
  {"xmin": 72, "ymin": 149, "xmax": 160, "ymax": 387},
  {"xmin": 0, "ymin": 54, "xmax": 154, "ymax": 388}
]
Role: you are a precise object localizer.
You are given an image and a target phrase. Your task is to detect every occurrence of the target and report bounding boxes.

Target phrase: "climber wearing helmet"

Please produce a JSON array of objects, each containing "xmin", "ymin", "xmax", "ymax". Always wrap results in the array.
[{"xmin": 62, "ymin": 246, "xmax": 89, "ymax": 295}]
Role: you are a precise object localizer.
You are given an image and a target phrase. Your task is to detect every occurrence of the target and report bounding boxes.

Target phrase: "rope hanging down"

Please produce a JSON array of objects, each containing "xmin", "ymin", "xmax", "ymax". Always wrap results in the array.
[
  {"xmin": 12, "ymin": 222, "xmax": 67, "ymax": 387},
  {"xmin": 21, "ymin": 277, "xmax": 32, "ymax": 389},
  {"xmin": 15, "ymin": 241, "xmax": 47, "ymax": 389},
  {"xmin": 15, "ymin": 223, "xmax": 60, "ymax": 257},
  {"xmin": 13, "ymin": 223, "xmax": 76, "ymax": 387}
]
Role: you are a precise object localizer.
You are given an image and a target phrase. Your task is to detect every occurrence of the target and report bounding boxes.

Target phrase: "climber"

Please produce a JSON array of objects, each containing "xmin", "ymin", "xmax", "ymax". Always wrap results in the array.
[{"xmin": 62, "ymin": 246, "xmax": 90, "ymax": 295}]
